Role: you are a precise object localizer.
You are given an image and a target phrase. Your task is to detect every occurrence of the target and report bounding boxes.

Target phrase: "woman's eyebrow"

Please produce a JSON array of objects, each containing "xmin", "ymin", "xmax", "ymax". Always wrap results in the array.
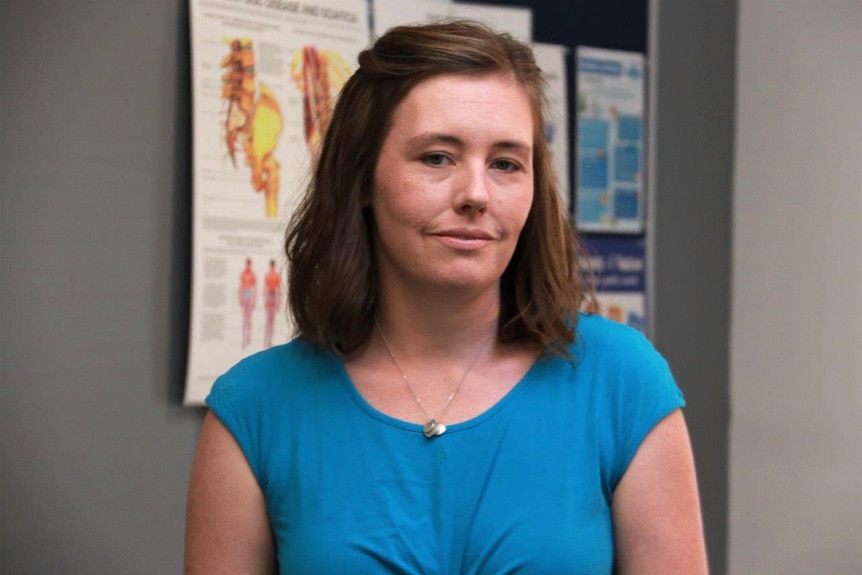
[
  {"xmin": 406, "ymin": 132, "xmax": 464, "ymax": 148},
  {"xmin": 492, "ymin": 140, "xmax": 532, "ymax": 154},
  {"xmin": 406, "ymin": 132, "xmax": 531, "ymax": 154}
]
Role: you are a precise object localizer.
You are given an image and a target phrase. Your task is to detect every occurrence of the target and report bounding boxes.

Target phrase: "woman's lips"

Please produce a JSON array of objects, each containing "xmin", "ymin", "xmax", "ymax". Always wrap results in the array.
[{"xmin": 433, "ymin": 229, "xmax": 495, "ymax": 250}]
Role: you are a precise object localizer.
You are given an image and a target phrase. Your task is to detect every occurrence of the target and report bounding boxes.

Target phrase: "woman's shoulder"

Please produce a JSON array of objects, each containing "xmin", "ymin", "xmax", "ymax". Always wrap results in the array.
[
  {"xmin": 208, "ymin": 337, "xmax": 336, "ymax": 403},
  {"xmin": 221, "ymin": 337, "xmax": 323, "ymax": 377},
  {"xmin": 565, "ymin": 312, "xmax": 679, "ymax": 399},
  {"xmin": 570, "ymin": 312, "xmax": 660, "ymax": 362}
]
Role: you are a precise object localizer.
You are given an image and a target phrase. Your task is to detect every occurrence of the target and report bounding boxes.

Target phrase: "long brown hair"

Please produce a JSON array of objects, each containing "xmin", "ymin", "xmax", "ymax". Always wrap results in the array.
[{"xmin": 285, "ymin": 20, "xmax": 591, "ymax": 356}]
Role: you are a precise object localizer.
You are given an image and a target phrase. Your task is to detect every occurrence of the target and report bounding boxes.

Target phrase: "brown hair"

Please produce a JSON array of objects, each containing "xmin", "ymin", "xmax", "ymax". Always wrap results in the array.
[{"xmin": 285, "ymin": 20, "xmax": 592, "ymax": 356}]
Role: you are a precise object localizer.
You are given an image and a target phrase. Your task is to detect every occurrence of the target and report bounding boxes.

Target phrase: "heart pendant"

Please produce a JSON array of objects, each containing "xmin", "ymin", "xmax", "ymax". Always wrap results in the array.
[{"xmin": 423, "ymin": 419, "xmax": 446, "ymax": 438}]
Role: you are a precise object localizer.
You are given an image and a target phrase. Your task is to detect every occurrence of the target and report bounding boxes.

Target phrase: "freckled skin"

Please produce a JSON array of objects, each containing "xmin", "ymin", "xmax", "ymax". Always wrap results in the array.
[{"xmin": 372, "ymin": 73, "xmax": 535, "ymax": 298}]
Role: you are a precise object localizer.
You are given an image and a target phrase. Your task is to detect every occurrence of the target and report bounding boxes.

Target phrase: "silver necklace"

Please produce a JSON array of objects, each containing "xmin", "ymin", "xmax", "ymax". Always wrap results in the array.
[{"xmin": 374, "ymin": 319, "xmax": 490, "ymax": 438}]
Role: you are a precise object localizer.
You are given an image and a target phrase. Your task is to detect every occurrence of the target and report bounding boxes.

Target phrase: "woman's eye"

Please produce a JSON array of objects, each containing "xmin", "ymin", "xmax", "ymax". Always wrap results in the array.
[
  {"xmin": 491, "ymin": 159, "xmax": 520, "ymax": 173},
  {"xmin": 423, "ymin": 153, "xmax": 449, "ymax": 167}
]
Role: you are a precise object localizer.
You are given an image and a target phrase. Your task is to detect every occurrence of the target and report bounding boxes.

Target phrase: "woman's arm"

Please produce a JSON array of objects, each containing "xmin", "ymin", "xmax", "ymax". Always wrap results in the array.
[
  {"xmin": 612, "ymin": 409, "xmax": 708, "ymax": 574},
  {"xmin": 185, "ymin": 411, "xmax": 276, "ymax": 575}
]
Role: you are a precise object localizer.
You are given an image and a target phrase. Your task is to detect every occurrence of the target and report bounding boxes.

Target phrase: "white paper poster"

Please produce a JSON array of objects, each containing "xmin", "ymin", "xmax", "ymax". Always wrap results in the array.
[
  {"xmin": 575, "ymin": 47, "xmax": 645, "ymax": 233},
  {"xmin": 373, "ymin": 0, "xmax": 532, "ymax": 41},
  {"xmin": 532, "ymin": 43, "xmax": 570, "ymax": 212},
  {"xmin": 185, "ymin": 0, "xmax": 370, "ymax": 405}
]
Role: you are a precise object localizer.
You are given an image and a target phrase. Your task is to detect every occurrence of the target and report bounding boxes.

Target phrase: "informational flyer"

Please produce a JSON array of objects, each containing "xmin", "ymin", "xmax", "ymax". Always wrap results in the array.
[
  {"xmin": 532, "ymin": 43, "xmax": 570, "ymax": 212},
  {"xmin": 581, "ymin": 236, "xmax": 648, "ymax": 335},
  {"xmin": 575, "ymin": 47, "xmax": 645, "ymax": 233},
  {"xmin": 185, "ymin": 0, "xmax": 370, "ymax": 405},
  {"xmin": 373, "ymin": 0, "xmax": 532, "ymax": 41}
]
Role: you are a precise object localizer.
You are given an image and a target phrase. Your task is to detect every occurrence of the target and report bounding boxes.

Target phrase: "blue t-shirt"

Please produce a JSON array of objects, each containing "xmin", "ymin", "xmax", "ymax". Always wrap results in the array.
[{"xmin": 207, "ymin": 314, "xmax": 684, "ymax": 574}]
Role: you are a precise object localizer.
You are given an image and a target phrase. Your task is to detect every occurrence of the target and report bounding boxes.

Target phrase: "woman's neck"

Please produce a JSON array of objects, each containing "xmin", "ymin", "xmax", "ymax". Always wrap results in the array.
[{"xmin": 374, "ymin": 282, "xmax": 500, "ymax": 361}]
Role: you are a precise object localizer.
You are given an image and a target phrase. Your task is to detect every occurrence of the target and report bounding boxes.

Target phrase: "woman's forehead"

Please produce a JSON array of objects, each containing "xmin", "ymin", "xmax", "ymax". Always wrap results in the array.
[{"xmin": 387, "ymin": 73, "xmax": 535, "ymax": 141}]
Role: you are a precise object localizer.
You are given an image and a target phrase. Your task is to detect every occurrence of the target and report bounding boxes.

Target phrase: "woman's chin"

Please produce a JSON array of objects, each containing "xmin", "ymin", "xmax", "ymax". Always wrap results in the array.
[{"xmin": 424, "ymin": 273, "xmax": 500, "ymax": 295}]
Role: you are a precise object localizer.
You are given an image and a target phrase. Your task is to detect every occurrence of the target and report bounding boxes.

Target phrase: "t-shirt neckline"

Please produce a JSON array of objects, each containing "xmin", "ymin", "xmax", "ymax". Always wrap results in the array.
[{"xmin": 333, "ymin": 352, "xmax": 544, "ymax": 436}]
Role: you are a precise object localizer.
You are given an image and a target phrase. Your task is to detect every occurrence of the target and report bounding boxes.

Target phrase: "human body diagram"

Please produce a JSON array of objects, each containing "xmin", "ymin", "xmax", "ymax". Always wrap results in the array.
[
  {"xmin": 263, "ymin": 260, "xmax": 282, "ymax": 349},
  {"xmin": 221, "ymin": 39, "xmax": 284, "ymax": 219},
  {"xmin": 239, "ymin": 258, "xmax": 257, "ymax": 348}
]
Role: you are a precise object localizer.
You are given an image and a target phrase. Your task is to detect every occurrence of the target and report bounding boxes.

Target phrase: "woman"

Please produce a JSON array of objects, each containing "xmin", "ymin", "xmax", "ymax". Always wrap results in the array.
[{"xmin": 186, "ymin": 21, "xmax": 707, "ymax": 574}]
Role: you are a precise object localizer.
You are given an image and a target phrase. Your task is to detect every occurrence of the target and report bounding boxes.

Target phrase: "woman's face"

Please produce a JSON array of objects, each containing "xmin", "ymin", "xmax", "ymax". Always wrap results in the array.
[{"xmin": 371, "ymin": 73, "xmax": 535, "ymax": 296}]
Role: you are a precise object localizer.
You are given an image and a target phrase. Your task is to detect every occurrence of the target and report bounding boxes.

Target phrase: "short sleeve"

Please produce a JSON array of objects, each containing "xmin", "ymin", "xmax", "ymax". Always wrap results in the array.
[
  {"xmin": 206, "ymin": 360, "xmax": 267, "ymax": 486},
  {"xmin": 577, "ymin": 315, "xmax": 686, "ymax": 494},
  {"xmin": 614, "ymin": 347, "xmax": 685, "ymax": 486}
]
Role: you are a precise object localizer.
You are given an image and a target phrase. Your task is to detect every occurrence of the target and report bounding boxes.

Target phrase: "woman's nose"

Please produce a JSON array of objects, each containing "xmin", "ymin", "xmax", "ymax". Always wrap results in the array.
[{"xmin": 454, "ymin": 163, "xmax": 489, "ymax": 214}]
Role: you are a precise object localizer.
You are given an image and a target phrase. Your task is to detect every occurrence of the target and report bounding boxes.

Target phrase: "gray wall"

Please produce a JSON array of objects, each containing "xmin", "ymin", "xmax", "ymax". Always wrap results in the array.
[
  {"xmin": 730, "ymin": 2, "xmax": 862, "ymax": 573},
  {"xmin": 1, "ymin": 1, "xmax": 204, "ymax": 572},
  {"xmin": 650, "ymin": 1, "xmax": 736, "ymax": 573},
  {"xmin": 0, "ymin": 0, "xmax": 735, "ymax": 572}
]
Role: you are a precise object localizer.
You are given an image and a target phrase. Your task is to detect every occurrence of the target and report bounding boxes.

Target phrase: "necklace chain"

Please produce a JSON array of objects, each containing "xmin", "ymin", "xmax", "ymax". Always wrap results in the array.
[{"xmin": 374, "ymin": 318, "xmax": 490, "ymax": 438}]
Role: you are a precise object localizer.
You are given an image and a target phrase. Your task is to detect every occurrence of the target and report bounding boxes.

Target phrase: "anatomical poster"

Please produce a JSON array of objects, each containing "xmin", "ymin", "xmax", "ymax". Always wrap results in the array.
[
  {"xmin": 581, "ymin": 236, "xmax": 648, "ymax": 335},
  {"xmin": 575, "ymin": 47, "xmax": 645, "ymax": 233},
  {"xmin": 373, "ymin": 0, "xmax": 532, "ymax": 41},
  {"xmin": 185, "ymin": 0, "xmax": 369, "ymax": 405}
]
